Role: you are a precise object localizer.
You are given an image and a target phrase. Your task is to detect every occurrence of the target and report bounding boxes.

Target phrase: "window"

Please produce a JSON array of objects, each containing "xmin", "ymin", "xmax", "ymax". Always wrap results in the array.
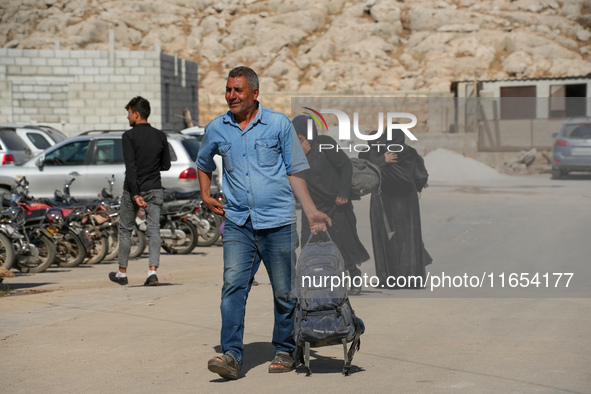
[
  {"xmin": 0, "ymin": 129, "xmax": 29, "ymax": 151},
  {"xmin": 500, "ymin": 86, "xmax": 536, "ymax": 119},
  {"xmin": 181, "ymin": 138, "xmax": 200, "ymax": 162},
  {"xmin": 93, "ymin": 139, "xmax": 124, "ymax": 165},
  {"xmin": 26, "ymin": 132, "xmax": 51, "ymax": 149},
  {"xmin": 550, "ymin": 83, "xmax": 587, "ymax": 118},
  {"xmin": 45, "ymin": 141, "xmax": 89, "ymax": 166}
]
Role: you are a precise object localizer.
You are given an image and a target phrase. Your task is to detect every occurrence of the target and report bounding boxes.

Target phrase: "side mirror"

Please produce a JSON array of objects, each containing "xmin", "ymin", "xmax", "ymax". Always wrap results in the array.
[
  {"xmin": 551, "ymin": 133, "xmax": 558, "ymax": 139},
  {"xmin": 35, "ymin": 156, "xmax": 44, "ymax": 168}
]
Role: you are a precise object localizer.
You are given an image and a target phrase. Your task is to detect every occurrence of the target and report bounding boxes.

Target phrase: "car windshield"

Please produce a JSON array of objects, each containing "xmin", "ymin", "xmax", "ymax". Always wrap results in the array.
[
  {"xmin": 26, "ymin": 132, "xmax": 52, "ymax": 149},
  {"xmin": 563, "ymin": 124, "xmax": 591, "ymax": 139},
  {"xmin": 181, "ymin": 138, "xmax": 200, "ymax": 162},
  {"xmin": 0, "ymin": 129, "xmax": 29, "ymax": 151}
]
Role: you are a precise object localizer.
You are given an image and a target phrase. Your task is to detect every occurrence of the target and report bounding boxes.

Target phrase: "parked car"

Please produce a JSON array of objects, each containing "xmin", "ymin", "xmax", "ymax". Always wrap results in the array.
[
  {"xmin": 552, "ymin": 117, "xmax": 591, "ymax": 179},
  {"xmin": 180, "ymin": 126, "xmax": 223, "ymax": 191},
  {"xmin": 0, "ymin": 130, "xmax": 200, "ymax": 200},
  {"xmin": 0, "ymin": 127, "xmax": 33, "ymax": 166}
]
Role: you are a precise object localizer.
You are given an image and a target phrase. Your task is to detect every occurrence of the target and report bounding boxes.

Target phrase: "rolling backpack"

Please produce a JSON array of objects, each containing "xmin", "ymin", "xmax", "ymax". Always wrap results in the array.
[{"xmin": 293, "ymin": 232, "xmax": 365, "ymax": 376}]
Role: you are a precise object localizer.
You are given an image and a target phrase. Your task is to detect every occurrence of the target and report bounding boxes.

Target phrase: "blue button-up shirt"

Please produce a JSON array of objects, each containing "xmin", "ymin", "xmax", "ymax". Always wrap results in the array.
[{"xmin": 197, "ymin": 103, "xmax": 309, "ymax": 230}]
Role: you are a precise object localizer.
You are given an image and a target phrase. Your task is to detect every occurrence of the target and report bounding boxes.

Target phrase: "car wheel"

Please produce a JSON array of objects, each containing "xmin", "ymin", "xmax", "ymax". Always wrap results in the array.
[{"xmin": 551, "ymin": 167, "xmax": 563, "ymax": 180}]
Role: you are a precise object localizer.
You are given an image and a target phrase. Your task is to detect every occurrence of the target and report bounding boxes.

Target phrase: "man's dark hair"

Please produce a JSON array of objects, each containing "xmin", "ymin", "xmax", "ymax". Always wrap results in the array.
[
  {"xmin": 125, "ymin": 96, "xmax": 151, "ymax": 120},
  {"xmin": 228, "ymin": 66, "xmax": 259, "ymax": 91}
]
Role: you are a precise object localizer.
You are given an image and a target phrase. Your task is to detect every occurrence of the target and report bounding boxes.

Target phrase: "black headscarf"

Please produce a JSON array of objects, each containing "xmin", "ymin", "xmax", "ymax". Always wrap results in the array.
[{"xmin": 292, "ymin": 114, "xmax": 318, "ymax": 141}]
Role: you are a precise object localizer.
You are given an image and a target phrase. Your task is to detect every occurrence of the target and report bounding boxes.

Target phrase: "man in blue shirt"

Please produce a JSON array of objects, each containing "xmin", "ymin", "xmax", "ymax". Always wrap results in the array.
[{"xmin": 198, "ymin": 66, "xmax": 330, "ymax": 380}]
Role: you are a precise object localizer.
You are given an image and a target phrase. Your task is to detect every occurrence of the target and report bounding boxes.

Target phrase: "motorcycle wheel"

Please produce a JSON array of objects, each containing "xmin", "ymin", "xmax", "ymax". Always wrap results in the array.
[
  {"xmin": 17, "ymin": 233, "xmax": 56, "ymax": 273},
  {"xmin": 109, "ymin": 226, "xmax": 146, "ymax": 260},
  {"xmin": 162, "ymin": 220, "xmax": 198, "ymax": 255},
  {"xmin": 104, "ymin": 227, "xmax": 119, "ymax": 261},
  {"xmin": 84, "ymin": 230, "xmax": 109, "ymax": 265},
  {"xmin": 0, "ymin": 233, "xmax": 15, "ymax": 270},
  {"xmin": 129, "ymin": 226, "xmax": 146, "ymax": 259},
  {"xmin": 55, "ymin": 229, "xmax": 86, "ymax": 268},
  {"xmin": 197, "ymin": 212, "xmax": 222, "ymax": 247}
]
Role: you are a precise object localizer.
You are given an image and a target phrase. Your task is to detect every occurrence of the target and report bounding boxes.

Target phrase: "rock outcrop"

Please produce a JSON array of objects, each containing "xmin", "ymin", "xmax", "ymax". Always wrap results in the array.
[{"xmin": 1, "ymin": 0, "xmax": 590, "ymax": 97}]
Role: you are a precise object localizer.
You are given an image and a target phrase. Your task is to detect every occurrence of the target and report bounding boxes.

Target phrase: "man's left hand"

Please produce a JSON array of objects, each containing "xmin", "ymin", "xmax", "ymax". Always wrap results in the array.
[{"xmin": 134, "ymin": 195, "xmax": 147, "ymax": 208}]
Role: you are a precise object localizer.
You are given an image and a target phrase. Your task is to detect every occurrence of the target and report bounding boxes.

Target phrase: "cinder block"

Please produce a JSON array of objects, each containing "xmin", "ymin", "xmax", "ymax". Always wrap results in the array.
[
  {"xmin": 24, "ymin": 106, "xmax": 37, "ymax": 113},
  {"xmin": 115, "ymin": 66, "xmax": 132, "ymax": 75},
  {"xmin": 94, "ymin": 75, "xmax": 109, "ymax": 83},
  {"xmin": 115, "ymin": 51, "xmax": 131, "ymax": 59},
  {"xmin": 0, "ymin": 57, "xmax": 15, "ymax": 65},
  {"xmin": 86, "ymin": 115, "xmax": 100, "ymax": 123},
  {"xmin": 34, "ymin": 85, "xmax": 49, "ymax": 93},
  {"xmin": 0, "ymin": 48, "xmax": 6, "ymax": 57},
  {"xmin": 45, "ymin": 115, "xmax": 60, "ymax": 123},
  {"xmin": 54, "ymin": 67, "xmax": 69, "ymax": 74},
  {"xmin": 70, "ymin": 51, "xmax": 85, "ymax": 59},
  {"xmin": 9, "ymin": 49, "xmax": 23, "ymax": 57},
  {"xmin": 23, "ymin": 49, "xmax": 39, "ymax": 58},
  {"xmin": 13, "ymin": 107, "xmax": 24, "ymax": 114},
  {"xmin": 124, "ymin": 58, "xmax": 139, "ymax": 67},
  {"xmin": 84, "ymin": 67, "xmax": 100, "ymax": 75},
  {"xmin": 109, "ymin": 75, "xmax": 126, "ymax": 83},
  {"xmin": 100, "ymin": 115, "xmax": 116, "ymax": 123},
  {"xmin": 77, "ymin": 75, "xmax": 95, "ymax": 83},
  {"xmin": 53, "ymin": 93, "xmax": 67, "ymax": 100},
  {"xmin": 99, "ymin": 67, "xmax": 115, "ymax": 75},
  {"xmin": 19, "ymin": 85, "xmax": 33, "ymax": 92},
  {"xmin": 131, "ymin": 67, "xmax": 146, "ymax": 75},
  {"xmin": 48, "ymin": 99, "xmax": 63, "ymax": 107},
  {"xmin": 38, "ymin": 107, "xmax": 53, "ymax": 115},
  {"xmin": 54, "ymin": 50, "xmax": 70, "ymax": 59},
  {"xmin": 78, "ymin": 58, "xmax": 93, "ymax": 67},
  {"xmin": 145, "ymin": 67, "xmax": 160, "ymax": 76},
  {"xmin": 38, "ymin": 50, "xmax": 55, "ymax": 58},
  {"xmin": 63, "ymin": 58, "xmax": 77, "ymax": 66},
  {"xmin": 69, "ymin": 99, "xmax": 86, "ymax": 108},
  {"xmin": 69, "ymin": 115, "xmax": 84, "ymax": 124},
  {"xmin": 125, "ymin": 75, "xmax": 140, "ymax": 83},
  {"xmin": 53, "ymin": 108, "xmax": 68, "ymax": 115},
  {"xmin": 109, "ymin": 91, "xmax": 127, "ymax": 100},
  {"xmin": 21, "ymin": 66, "xmax": 38, "ymax": 74},
  {"xmin": 85, "ymin": 99, "xmax": 101, "ymax": 108},
  {"xmin": 68, "ymin": 66, "xmax": 84, "ymax": 75},
  {"xmin": 24, "ymin": 93, "xmax": 38, "ymax": 100},
  {"xmin": 116, "ymin": 83, "xmax": 131, "ymax": 92},
  {"xmin": 94, "ymin": 91, "xmax": 109, "ymax": 100},
  {"xmin": 93, "ymin": 58, "xmax": 109, "ymax": 67},
  {"xmin": 37, "ymin": 66, "xmax": 53, "ymax": 75},
  {"xmin": 38, "ymin": 93, "xmax": 52, "ymax": 100},
  {"xmin": 48, "ymin": 86, "xmax": 64, "ymax": 93},
  {"xmin": 7, "ymin": 65, "xmax": 20, "ymax": 74},
  {"xmin": 84, "ymin": 83, "xmax": 100, "ymax": 91},
  {"xmin": 31, "ymin": 57, "xmax": 47, "ymax": 66},
  {"xmin": 94, "ymin": 107, "xmax": 110, "ymax": 115},
  {"xmin": 47, "ymin": 58, "xmax": 62, "ymax": 66},
  {"xmin": 85, "ymin": 51, "xmax": 103, "ymax": 59},
  {"xmin": 15, "ymin": 57, "xmax": 31, "ymax": 66}
]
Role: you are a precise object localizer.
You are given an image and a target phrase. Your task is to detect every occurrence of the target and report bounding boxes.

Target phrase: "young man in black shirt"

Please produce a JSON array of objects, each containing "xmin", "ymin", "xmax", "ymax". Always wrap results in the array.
[{"xmin": 109, "ymin": 96, "xmax": 171, "ymax": 286}]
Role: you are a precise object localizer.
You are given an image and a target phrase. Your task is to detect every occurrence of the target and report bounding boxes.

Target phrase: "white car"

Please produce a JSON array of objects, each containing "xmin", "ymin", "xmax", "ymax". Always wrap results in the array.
[
  {"xmin": 0, "ymin": 124, "xmax": 67, "ymax": 156},
  {"xmin": 181, "ymin": 126, "xmax": 223, "ymax": 192},
  {"xmin": 0, "ymin": 130, "xmax": 200, "ymax": 200}
]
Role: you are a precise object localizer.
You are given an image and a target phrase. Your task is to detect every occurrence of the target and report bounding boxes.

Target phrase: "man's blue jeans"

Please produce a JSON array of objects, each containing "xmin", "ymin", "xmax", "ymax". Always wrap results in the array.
[{"xmin": 220, "ymin": 217, "xmax": 297, "ymax": 369}]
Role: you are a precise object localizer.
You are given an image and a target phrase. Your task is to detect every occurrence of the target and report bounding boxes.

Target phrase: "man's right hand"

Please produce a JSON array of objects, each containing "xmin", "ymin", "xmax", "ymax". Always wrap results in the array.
[{"xmin": 202, "ymin": 195, "xmax": 225, "ymax": 216}]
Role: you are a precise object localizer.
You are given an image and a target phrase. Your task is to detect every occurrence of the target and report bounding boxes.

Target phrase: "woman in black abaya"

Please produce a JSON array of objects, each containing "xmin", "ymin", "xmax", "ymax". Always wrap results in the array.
[
  {"xmin": 292, "ymin": 115, "xmax": 370, "ymax": 294},
  {"xmin": 362, "ymin": 129, "xmax": 432, "ymax": 289}
]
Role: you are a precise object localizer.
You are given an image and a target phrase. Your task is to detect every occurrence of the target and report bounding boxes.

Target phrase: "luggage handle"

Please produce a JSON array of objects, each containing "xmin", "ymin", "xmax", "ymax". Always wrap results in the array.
[{"xmin": 307, "ymin": 230, "xmax": 333, "ymax": 244}]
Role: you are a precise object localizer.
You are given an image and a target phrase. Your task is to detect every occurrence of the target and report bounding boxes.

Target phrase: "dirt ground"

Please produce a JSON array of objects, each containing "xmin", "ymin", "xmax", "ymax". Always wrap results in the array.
[{"xmin": 1, "ymin": 173, "xmax": 590, "ymax": 393}]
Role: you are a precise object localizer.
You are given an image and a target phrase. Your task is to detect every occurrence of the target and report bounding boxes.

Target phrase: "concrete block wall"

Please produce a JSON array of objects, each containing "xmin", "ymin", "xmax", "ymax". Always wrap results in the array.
[{"xmin": 0, "ymin": 47, "xmax": 198, "ymax": 136}]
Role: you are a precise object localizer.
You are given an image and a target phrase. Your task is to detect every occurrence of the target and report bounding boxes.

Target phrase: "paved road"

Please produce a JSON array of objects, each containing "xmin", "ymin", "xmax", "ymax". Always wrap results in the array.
[{"xmin": 1, "ymin": 174, "xmax": 590, "ymax": 393}]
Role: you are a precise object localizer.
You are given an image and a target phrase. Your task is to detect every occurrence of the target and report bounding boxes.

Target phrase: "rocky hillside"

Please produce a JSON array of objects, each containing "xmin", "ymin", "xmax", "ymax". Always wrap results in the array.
[{"xmin": 2, "ymin": 0, "xmax": 591, "ymax": 97}]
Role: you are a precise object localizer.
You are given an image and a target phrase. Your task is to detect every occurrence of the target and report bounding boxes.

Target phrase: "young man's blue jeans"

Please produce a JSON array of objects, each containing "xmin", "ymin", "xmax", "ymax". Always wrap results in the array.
[{"xmin": 220, "ymin": 217, "xmax": 297, "ymax": 368}]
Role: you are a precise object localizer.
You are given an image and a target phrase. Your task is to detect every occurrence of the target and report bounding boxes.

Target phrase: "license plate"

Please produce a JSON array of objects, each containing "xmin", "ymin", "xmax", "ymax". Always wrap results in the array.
[
  {"xmin": 47, "ymin": 225, "xmax": 59, "ymax": 236},
  {"xmin": 571, "ymin": 147, "xmax": 591, "ymax": 155}
]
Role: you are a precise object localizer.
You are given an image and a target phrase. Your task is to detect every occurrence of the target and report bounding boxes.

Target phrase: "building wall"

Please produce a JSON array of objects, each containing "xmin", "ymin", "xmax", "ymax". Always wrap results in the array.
[
  {"xmin": 0, "ymin": 47, "xmax": 198, "ymax": 136},
  {"xmin": 160, "ymin": 53, "xmax": 199, "ymax": 131}
]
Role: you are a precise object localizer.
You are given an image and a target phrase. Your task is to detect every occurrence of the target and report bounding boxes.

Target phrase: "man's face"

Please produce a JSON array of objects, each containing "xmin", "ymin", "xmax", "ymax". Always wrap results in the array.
[
  {"xmin": 127, "ymin": 109, "xmax": 140, "ymax": 126},
  {"xmin": 225, "ymin": 76, "xmax": 259, "ymax": 117}
]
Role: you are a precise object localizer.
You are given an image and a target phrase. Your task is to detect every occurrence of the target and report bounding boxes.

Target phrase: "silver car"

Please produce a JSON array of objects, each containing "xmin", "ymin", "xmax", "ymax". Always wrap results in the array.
[
  {"xmin": 0, "ymin": 130, "xmax": 200, "ymax": 200},
  {"xmin": 0, "ymin": 127, "xmax": 33, "ymax": 166},
  {"xmin": 552, "ymin": 117, "xmax": 591, "ymax": 179}
]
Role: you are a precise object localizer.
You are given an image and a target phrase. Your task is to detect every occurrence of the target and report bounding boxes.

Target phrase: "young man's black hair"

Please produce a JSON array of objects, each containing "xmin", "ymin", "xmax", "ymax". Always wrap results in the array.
[{"xmin": 125, "ymin": 96, "xmax": 151, "ymax": 120}]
